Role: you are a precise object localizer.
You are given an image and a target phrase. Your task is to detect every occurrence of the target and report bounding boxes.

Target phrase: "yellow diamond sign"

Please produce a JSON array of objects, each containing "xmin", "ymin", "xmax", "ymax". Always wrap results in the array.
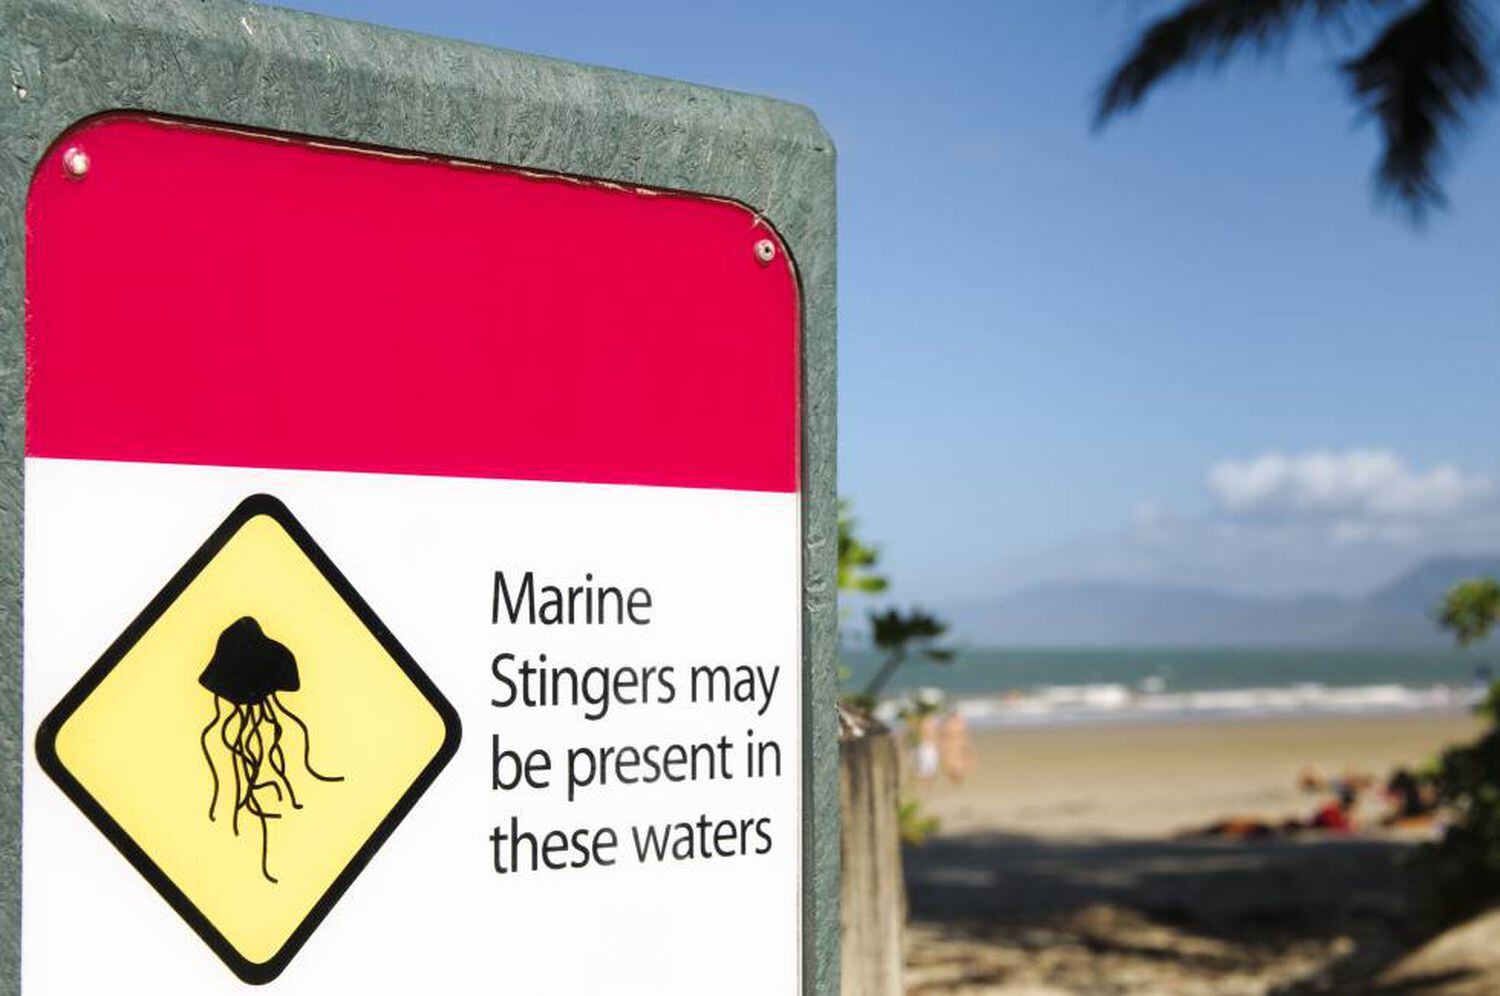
[{"xmin": 35, "ymin": 494, "xmax": 462, "ymax": 984}]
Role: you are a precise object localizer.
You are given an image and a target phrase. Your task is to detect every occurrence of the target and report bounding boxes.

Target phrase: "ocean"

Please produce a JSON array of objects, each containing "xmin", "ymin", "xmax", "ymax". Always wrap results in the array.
[{"xmin": 839, "ymin": 646, "xmax": 1497, "ymax": 728}]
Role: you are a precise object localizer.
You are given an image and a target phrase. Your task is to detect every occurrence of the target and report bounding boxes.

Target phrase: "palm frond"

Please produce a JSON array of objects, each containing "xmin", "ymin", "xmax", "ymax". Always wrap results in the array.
[
  {"xmin": 1343, "ymin": 0, "xmax": 1493, "ymax": 218},
  {"xmin": 1096, "ymin": 0, "xmax": 1384, "ymax": 126}
]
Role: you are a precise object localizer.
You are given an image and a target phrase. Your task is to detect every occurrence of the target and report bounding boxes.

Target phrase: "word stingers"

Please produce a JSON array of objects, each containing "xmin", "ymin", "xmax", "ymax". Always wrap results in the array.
[{"xmin": 492, "ymin": 570, "xmax": 653, "ymax": 626}]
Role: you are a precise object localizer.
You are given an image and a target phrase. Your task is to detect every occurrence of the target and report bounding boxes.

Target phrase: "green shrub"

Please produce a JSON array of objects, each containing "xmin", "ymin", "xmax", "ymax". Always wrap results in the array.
[
  {"xmin": 1428, "ymin": 684, "xmax": 1500, "ymax": 915},
  {"xmin": 897, "ymin": 798, "xmax": 940, "ymax": 847}
]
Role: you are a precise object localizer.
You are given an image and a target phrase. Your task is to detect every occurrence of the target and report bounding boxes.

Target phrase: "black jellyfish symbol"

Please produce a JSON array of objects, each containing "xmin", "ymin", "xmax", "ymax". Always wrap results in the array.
[{"xmin": 198, "ymin": 616, "xmax": 343, "ymax": 883}]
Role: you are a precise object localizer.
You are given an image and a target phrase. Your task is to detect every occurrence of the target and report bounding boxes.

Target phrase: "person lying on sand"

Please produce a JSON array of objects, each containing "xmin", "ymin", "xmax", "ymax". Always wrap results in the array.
[
  {"xmin": 1380, "ymin": 767, "xmax": 1438, "ymax": 828},
  {"xmin": 1185, "ymin": 763, "xmax": 1442, "ymax": 840},
  {"xmin": 1183, "ymin": 783, "xmax": 1360, "ymax": 840}
]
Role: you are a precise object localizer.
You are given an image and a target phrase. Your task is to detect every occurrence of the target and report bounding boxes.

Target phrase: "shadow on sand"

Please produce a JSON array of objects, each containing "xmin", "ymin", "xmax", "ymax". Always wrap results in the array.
[{"xmin": 904, "ymin": 831, "xmax": 1443, "ymax": 993}]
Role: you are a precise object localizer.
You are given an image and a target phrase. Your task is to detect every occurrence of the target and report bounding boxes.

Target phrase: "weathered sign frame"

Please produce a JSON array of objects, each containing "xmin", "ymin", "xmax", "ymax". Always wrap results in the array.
[{"xmin": 0, "ymin": 1, "xmax": 839, "ymax": 992}]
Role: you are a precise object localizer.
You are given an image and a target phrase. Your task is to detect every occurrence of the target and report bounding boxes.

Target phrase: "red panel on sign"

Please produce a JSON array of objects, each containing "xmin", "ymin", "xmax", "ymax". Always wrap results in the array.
[{"xmin": 25, "ymin": 116, "xmax": 799, "ymax": 493}]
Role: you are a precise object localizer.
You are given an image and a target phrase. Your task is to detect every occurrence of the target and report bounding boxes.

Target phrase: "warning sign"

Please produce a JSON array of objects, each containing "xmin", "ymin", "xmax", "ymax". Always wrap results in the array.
[
  {"xmin": 23, "ymin": 113, "xmax": 803, "ymax": 995},
  {"xmin": 35, "ymin": 495, "xmax": 461, "ymax": 984}
]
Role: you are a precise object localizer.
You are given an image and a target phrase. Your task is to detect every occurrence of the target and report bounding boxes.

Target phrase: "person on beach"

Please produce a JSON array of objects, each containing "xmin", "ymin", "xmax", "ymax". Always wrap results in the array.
[
  {"xmin": 1308, "ymin": 784, "xmax": 1359, "ymax": 833},
  {"xmin": 1381, "ymin": 767, "xmax": 1437, "ymax": 826},
  {"xmin": 938, "ymin": 709, "xmax": 974, "ymax": 784},
  {"xmin": 1189, "ymin": 782, "xmax": 1361, "ymax": 839},
  {"xmin": 913, "ymin": 712, "xmax": 940, "ymax": 785}
]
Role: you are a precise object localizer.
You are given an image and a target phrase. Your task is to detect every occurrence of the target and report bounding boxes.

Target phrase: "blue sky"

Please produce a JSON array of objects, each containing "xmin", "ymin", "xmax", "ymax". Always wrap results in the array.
[{"xmin": 283, "ymin": 0, "xmax": 1500, "ymax": 601}]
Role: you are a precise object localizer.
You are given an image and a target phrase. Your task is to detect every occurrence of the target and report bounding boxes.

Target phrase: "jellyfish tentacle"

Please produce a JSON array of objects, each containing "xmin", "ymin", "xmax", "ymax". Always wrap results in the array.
[
  {"xmin": 258, "ymin": 816, "xmax": 278, "ymax": 884},
  {"xmin": 200, "ymin": 695, "xmax": 223, "ymax": 821},
  {"xmin": 245, "ymin": 705, "xmax": 265, "ymax": 792},
  {"xmin": 233, "ymin": 702, "xmax": 282, "ymax": 884},
  {"xmin": 270, "ymin": 693, "xmax": 344, "ymax": 783},
  {"xmin": 236, "ymin": 713, "xmax": 255, "ymax": 795},
  {"xmin": 243, "ymin": 786, "xmax": 280, "ymax": 885},
  {"xmin": 270, "ymin": 756, "xmax": 300, "ymax": 807},
  {"xmin": 251, "ymin": 780, "xmax": 284, "ymax": 802},
  {"xmin": 261, "ymin": 700, "xmax": 302, "ymax": 809},
  {"xmin": 268, "ymin": 744, "xmax": 301, "ymax": 809},
  {"xmin": 243, "ymin": 705, "xmax": 284, "ymax": 820},
  {"xmin": 233, "ymin": 715, "xmax": 259, "ymax": 821},
  {"xmin": 221, "ymin": 705, "xmax": 245, "ymax": 836},
  {"xmin": 242, "ymin": 790, "xmax": 281, "ymax": 819}
]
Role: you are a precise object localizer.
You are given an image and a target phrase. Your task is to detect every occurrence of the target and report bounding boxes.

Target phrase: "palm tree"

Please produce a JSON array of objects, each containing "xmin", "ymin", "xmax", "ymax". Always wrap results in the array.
[
  {"xmin": 836, "ymin": 501, "xmax": 958, "ymax": 706},
  {"xmin": 1096, "ymin": 0, "xmax": 1495, "ymax": 219},
  {"xmin": 860, "ymin": 608, "xmax": 956, "ymax": 701}
]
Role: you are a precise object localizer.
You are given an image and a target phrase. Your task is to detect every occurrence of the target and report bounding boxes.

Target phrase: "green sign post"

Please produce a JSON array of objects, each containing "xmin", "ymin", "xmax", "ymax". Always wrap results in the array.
[{"xmin": 0, "ymin": 1, "xmax": 837, "ymax": 992}]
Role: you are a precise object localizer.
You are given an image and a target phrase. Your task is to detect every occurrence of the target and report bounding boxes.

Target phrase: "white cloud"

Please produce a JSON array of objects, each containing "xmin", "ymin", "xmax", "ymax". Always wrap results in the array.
[
  {"xmin": 1206, "ymin": 449, "xmax": 1495, "ymax": 520},
  {"xmin": 976, "ymin": 449, "xmax": 1500, "ymax": 598}
]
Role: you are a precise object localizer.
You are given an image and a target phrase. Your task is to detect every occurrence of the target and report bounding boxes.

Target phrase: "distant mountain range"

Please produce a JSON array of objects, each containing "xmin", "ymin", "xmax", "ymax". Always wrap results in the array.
[{"xmin": 942, "ymin": 555, "xmax": 1500, "ymax": 648}]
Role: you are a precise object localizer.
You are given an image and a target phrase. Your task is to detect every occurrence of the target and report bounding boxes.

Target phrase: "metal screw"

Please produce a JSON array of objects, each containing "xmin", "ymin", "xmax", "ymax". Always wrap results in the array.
[
  {"xmin": 61, "ymin": 146, "xmax": 90, "ymax": 179},
  {"xmin": 754, "ymin": 238, "xmax": 777, "ymax": 265}
]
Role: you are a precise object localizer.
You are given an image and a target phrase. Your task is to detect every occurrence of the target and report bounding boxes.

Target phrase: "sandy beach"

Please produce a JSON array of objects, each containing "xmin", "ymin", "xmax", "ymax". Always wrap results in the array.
[
  {"xmin": 917, "ymin": 712, "xmax": 1482, "ymax": 837},
  {"xmin": 902, "ymin": 711, "xmax": 1487, "ymax": 995}
]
